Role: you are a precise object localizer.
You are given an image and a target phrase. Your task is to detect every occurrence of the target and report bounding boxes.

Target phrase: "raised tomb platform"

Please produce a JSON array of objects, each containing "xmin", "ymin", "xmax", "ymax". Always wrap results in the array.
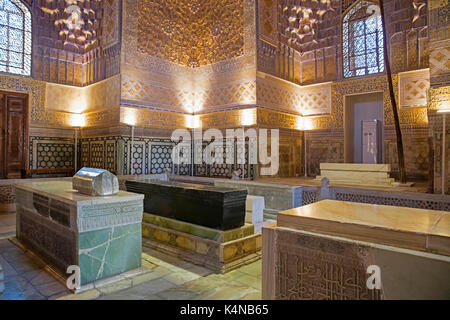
[
  {"xmin": 262, "ymin": 200, "xmax": 450, "ymax": 300},
  {"xmin": 125, "ymin": 179, "xmax": 262, "ymax": 273},
  {"xmin": 15, "ymin": 180, "xmax": 144, "ymax": 287},
  {"xmin": 214, "ymin": 179, "xmax": 302, "ymax": 219},
  {"xmin": 315, "ymin": 163, "xmax": 396, "ymax": 187}
]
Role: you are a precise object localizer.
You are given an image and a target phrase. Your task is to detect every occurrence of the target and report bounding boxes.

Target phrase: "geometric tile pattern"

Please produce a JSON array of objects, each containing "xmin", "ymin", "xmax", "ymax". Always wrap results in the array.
[
  {"xmin": 150, "ymin": 144, "xmax": 173, "ymax": 174},
  {"xmin": 257, "ymin": 75, "xmax": 331, "ymax": 115},
  {"xmin": 121, "ymin": 77, "xmax": 257, "ymax": 113},
  {"xmin": 398, "ymin": 69, "xmax": 430, "ymax": 108},
  {"xmin": 30, "ymin": 137, "xmax": 74, "ymax": 170},
  {"xmin": 430, "ymin": 46, "xmax": 450, "ymax": 86}
]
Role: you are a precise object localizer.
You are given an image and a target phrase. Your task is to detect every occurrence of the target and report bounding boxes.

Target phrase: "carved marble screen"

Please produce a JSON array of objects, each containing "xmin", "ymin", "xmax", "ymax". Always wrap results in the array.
[{"xmin": 0, "ymin": 0, "xmax": 32, "ymax": 76}]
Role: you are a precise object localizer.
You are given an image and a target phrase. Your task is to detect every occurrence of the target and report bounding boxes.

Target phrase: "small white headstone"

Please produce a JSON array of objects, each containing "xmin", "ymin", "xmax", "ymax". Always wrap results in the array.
[
  {"xmin": 72, "ymin": 167, "xmax": 119, "ymax": 196},
  {"xmin": 245, "ymin": 195, "xmax": 265, "ymax": 224}
]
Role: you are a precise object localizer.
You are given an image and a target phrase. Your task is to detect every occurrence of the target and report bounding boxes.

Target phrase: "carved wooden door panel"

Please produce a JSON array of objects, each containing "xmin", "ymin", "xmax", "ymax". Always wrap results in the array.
[
  {"xmin": 5, "ymin": 96, "xmax": 27, "ymax": 179},
  {"xmin": 0, "ymin": 94, "xmax": 4, "ymax": 179}
]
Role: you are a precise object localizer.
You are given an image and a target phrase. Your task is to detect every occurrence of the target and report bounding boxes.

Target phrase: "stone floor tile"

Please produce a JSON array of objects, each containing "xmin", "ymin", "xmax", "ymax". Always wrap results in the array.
[
  {"xmin": 28, "ymin": 270, "xmax": 60, "ymax": 286},
  {"xmin": 35, "ymin": 280, "xmax": 69, "ymax": 298},
  {"xmin": 237, "ymin": 261, "xmax": 262, "ymax": 276},
  {"xmin": 156, "ymin": 287, "xmax": 200, "ymax": 300},
  {"xmin": 57, "ymin": 289, "xmax": 101, "ymax": 300},
  {"xmin": 233, "ymin": 274, "xmax": 262, "ymax": 290},
  {"xmin": 197, "ymin": 282, "xmax": 260, "ymax": 300},
  {"xmin": 122, "ymin": 277, "xmax": 177, "ymax": 297},
  {"xmin": 97, "ymin": 279, "xmax": 133, "ymax": 295},
  {"xmin": 163, "ymin": 270, "xmax": 201, "ymax": 286}
]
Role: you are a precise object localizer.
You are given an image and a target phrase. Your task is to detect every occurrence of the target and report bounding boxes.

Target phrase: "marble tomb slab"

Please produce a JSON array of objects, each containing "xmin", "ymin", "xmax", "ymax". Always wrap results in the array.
[
  {"xmin": 126, "ymin": 179, "xmax": 247, "ymax": 230},
  {"xmin": 14, "ymin": 181, "xmax": 144, "ymax": 287},
  {"xmin": 214, "ymin": 180, "xmax": 302, "ymax": 219},
  {"xmin": 277, "ymin": 200, "xmax": 450, "ymax": 256}
]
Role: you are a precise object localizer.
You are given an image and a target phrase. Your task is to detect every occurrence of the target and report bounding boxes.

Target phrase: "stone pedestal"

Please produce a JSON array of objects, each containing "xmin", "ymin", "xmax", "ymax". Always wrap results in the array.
[
  {"xmin": 245, "ymin": 195, "xmax": 264, "ymax": 224},
  {"xmin": 263, "ymin": 200, "xmax": 450, "ymax": 300},
  {"xmin": 15, "ymin": 181, "xmax": 144, "ymax": 287},
  {"xmin": 142, "ymin": 213, "xmax": 261, "ymax": 273}
]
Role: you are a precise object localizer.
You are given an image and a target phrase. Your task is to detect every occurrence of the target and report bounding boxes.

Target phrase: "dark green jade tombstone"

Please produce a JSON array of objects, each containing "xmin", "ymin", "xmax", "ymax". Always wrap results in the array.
[{"xmin": 125, "ymin": 179, "xmax": 247, "ymax": 230}]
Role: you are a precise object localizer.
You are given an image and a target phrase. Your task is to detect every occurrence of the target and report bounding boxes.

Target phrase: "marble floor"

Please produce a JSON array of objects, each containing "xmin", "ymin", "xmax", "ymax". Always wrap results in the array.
[
  {"xmin": 0, "ymin": 213, "xmax": 15, "ymax": 237},
  {"xmin": 0, "ymin": 210, "xmax": 263, "ymax": 300}
]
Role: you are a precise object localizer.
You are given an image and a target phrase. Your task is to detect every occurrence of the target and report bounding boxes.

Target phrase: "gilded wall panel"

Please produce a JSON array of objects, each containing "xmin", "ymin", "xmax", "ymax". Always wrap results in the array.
[
  {"xmin": 137, "ymin": 0, "xmax": 244, "ymax": 68},
  {"xmin": 258, "ymin": 0, "xmax": 278, "ymax": 47},
  {"xmin": 120, "ymin": 107, "xmax": 186, "ymax": 129},
  {"xmin": 428, "ymin": 85, "xmax": 450, "ymax": 111},
  {"xmin": 102, "ymin": 0, "xmax": 121, "ymax": 49}
]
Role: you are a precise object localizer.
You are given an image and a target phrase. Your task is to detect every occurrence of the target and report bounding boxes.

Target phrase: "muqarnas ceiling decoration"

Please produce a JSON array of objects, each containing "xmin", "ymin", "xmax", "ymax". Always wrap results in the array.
[
  {"xmin": 40, "ymin": 0, "xmax": 102, "ymax": 54},
  {"xmin": 137, "ymin": 0, "xmax": 245, "ymax": 68},
  {"xmin": 280, "ymin": 0, "xmax": 339, "ymax": 52}
]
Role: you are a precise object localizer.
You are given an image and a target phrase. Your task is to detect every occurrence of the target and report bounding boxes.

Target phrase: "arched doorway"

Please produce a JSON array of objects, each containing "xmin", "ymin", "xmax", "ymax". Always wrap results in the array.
[{"xmin": 0, "ymin": 92, "xmax": 29, "ymax": 179}]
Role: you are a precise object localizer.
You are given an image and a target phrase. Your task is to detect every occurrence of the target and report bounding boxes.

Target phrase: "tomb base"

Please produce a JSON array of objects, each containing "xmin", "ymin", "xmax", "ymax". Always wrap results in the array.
[{"xmin": 142, "ymin": 213, "xmax": 262, "ymax": 273}]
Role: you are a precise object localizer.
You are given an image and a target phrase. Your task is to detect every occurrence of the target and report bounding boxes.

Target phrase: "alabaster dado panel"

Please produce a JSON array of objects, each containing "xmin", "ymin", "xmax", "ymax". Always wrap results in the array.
[
  {"xmin": 256, "ymin": 73, "xmax": 331, "ymax": 116},
  {"xmin": 45, "ymin": 75, "xmax": 121, "ymax": 114},
  {"xmin": 398, "ymin": 69, "xmax": 430, "ymax": 108},
  {"xmin": 136, "ymin": 0, "xmax": 244, "ymax": 68}
]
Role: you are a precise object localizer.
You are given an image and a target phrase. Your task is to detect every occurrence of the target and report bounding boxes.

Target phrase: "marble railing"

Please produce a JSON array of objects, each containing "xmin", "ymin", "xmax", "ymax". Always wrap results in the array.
[{"xmin": 302, "ymin": 185, "xmax": 450, "ymax": 212}]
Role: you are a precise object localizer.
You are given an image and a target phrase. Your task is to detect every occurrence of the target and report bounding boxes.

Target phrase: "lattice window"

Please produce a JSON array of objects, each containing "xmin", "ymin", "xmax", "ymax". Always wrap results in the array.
[
  {"xmin": 0, "ymin": 0, "xmax": 31, "ymax": 76},
  {"xmin": 343, "ymin": 1, "xmax": 384, "ymax": 78}
]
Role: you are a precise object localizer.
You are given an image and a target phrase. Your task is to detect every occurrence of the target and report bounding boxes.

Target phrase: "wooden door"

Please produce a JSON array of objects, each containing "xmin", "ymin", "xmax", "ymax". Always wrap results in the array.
[
  {"xmin": 4, "ymin": 96, "xmax": 27, "ymax": 179},
  {"xmin": 0, "ymin": 94, "xmax": 4, "ymax": 178}
]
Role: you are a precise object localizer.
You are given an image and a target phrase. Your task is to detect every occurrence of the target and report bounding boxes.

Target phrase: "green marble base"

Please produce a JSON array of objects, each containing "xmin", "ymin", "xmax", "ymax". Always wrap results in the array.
[
  {"xmin": 79, "ymin": 223, "xmax": 142, "ymax": 285},
  {"xmin": 142, "ymin": 213, "xmax": 262, "ymax": 273},
  {"xmin": 143, "ymin": 213, "xmax": 255, "ymax": 243}
]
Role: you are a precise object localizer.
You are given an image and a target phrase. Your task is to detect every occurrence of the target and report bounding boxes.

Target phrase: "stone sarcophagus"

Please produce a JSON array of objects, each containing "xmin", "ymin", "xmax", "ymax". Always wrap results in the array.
[
  {"xmin": 125, "ymin": 179, "xmax": 247, "ymax": 230},
  {"xmin": 73, "ymin": 167, "xmax": 119, "ymax": 196},
  {"xmin": 15, "ymin": 181, "xmax": 144, "ymax": 288}
]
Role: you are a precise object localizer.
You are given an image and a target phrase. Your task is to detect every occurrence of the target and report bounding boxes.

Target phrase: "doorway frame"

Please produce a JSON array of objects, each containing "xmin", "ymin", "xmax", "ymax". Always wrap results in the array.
[
  {"xmin": 344, "ymin": 90, "xmax": 384, "ymax": 164},
  {"xmin": 0, "ymin": 90, "xmax": 30, "ymax": 179}
]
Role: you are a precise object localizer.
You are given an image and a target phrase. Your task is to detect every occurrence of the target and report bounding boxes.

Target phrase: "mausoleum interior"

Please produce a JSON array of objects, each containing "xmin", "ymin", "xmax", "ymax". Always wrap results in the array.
[{"xmin": 0, "ymin": 0, "xmax": 449, "ymax": 301}]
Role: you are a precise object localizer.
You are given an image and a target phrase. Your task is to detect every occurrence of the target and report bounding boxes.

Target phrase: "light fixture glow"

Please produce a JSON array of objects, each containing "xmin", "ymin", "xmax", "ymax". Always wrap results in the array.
[
  {"xmin": 70, "ymin": 113, "xmax": 86, "ymax": 127},
  {"xmin": 240, "ymin": 108, "xmax": 257, "ymax": 126},
  {"xmin": 122, "ymin": 108, "xmax": 138, "ymax": 126},
  {"xmin": 185, "ymin": 115, "xmax": 201, "ymax": 129}
]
